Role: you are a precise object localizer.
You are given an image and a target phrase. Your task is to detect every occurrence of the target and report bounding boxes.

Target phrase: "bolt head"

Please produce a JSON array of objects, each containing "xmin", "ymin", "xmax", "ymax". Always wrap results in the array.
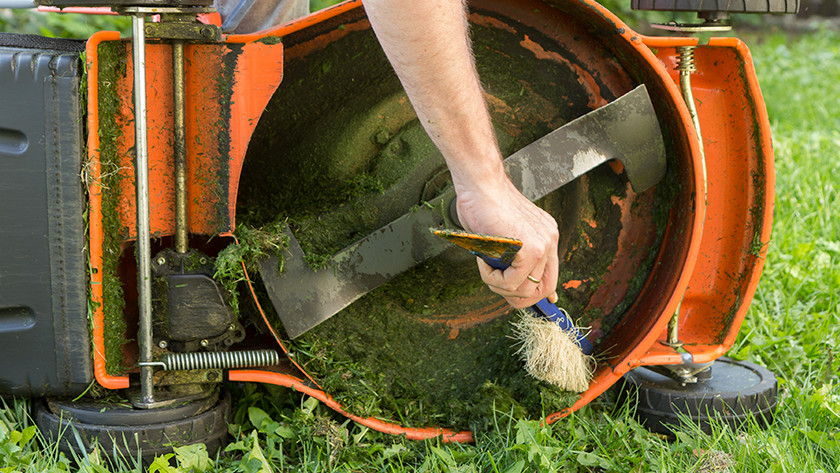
[
  {"xmin": 156, "ymin": 257, "xmax": 166, "ymax": 266},
  {"xmin": 158, "ymin": 340, "xmax": 168, "ymax": 349},
  {"xmin": 200, "ymin": 339, "xmax": 209, "ymax": 347}
]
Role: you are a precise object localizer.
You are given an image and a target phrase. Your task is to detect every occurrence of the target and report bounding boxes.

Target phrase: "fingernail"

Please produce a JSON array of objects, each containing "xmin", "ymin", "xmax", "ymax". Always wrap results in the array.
[{"xmin": 549, "ymin": 292, "xmax": 558, "ymax": 303}]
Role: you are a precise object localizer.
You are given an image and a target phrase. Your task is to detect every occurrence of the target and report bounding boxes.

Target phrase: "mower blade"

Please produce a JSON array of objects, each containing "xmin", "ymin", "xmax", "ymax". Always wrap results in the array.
[{"xmin": 259, "ymin": 84, "xmax": 665, "ymax": 339}]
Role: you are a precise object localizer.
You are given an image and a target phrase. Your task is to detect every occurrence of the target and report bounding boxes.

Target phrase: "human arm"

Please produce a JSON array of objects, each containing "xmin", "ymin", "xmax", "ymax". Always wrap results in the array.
[{"xmin": 364, "ymin": 0, "xmax": 560, "ymax": 308}]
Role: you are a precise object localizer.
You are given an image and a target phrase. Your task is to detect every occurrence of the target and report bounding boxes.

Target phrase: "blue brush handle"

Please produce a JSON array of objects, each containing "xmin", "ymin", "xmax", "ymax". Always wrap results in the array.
[{"xmin": 478, "ymin": 254, "xmax": 594, "ymax": 355}]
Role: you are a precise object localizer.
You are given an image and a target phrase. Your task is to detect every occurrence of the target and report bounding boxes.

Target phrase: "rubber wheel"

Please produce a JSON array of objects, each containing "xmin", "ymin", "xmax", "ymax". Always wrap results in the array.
[
  {"xmin": 34, "ymin": 390, "xmax": 230, "ymax": 464},
  {"xmin": 620, "ymin": 357, "xmax": 778, "ymax": 435}
]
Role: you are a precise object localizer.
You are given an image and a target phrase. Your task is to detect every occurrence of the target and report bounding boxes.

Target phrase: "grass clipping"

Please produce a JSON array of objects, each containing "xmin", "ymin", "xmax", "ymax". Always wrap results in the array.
[{"xmin": 512, "ymin": 311, "xmax": 595, "ymax": 392}]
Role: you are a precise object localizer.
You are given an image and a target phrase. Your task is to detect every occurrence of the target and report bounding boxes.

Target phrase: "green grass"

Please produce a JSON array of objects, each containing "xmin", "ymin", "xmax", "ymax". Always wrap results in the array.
[{"xmin": 3, "ymin": 23, "xmax": 840, "ymax": 473}]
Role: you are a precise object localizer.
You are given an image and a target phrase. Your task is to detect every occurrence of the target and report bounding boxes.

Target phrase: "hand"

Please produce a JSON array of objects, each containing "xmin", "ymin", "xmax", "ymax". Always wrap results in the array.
[
  {"xmin": 455, "ymin": 177, "xmax": 560, "ymax": 309},
  {"xmin": 363, "ymin": 0, "xmax": 560, "ymax": 308}
]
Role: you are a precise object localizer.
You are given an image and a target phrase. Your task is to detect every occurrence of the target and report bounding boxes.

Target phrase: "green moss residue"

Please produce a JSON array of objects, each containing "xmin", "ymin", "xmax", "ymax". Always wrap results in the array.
[
  {"xmin": 255, "ymin": 35, "xmax": 283, "ymax": 45},
  {"xmin": 213, "ymin": 222, "xmax": 289, "ymax": 315},
  {"xmin": 96, "ymin": 41, "xmax": 130, "ymax": 375},
  {"xmin": 289, "ymin": 254, "xmax": 580, "ymax": 432}
]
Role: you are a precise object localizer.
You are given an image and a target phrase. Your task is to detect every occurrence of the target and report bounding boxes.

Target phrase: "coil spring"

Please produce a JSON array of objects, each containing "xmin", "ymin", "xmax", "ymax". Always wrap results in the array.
[
  {"xmin": 675, "ymin": 46, "xmax": 696, "ymax": 74},
  {"xmin": 161, "ymin": 349, "xmax": 280, "ymax": 370}
]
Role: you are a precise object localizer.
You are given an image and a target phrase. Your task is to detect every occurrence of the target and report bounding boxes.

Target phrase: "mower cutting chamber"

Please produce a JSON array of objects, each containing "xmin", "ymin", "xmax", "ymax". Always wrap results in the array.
[{"xmin": 0, "ymin": 0, "xmax": 772, "ymax": 440}]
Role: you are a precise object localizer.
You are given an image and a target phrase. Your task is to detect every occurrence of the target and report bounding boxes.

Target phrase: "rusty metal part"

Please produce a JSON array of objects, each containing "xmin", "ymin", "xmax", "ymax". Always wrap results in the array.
[
  {"xmin": 663, "ymin": 302, "xmax": 684, "ymax": 348},
  {"xmin": 130, "ymin": 383, "xmax": 215, "ymax": 410},
  {"xmin": 648, "ymin": 352, "xmax": 712, "ymax": 385},
  {"xmin": 144, "ymin": 16, "xmax": 221, "ymax": 42},
  {"xmin": 153, "ymin": 369, "xmax": 222, "ymax": 386},
  {"xmin": 131, "ymin": 11, "xmax": 155, "ymax": 407},
  {"xmin": 119, "ymin": 6, "xmax": 221, "ymax": 41},
  {"xmin": 431, "ymin": 229, "xmax": 521, "ymax": 263},
  {"xmin": 173, "ymin": 39, "xmax": 188, "ymax": 254},
  {"xmin": 259, "ymin": 85, "xmax": 667, "ymax": 339}
]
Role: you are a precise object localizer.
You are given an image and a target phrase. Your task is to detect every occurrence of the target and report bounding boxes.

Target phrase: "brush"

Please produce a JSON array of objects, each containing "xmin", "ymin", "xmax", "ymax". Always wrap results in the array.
[{"xmin": 432, "ymin": 228, "xmax": 594, "ymax": 392}]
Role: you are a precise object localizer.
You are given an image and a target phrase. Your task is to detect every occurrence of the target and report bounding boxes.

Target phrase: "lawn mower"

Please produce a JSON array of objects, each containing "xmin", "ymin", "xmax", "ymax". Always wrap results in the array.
[{"xmin": 0, "ymin": 0, "xmax": 795, "ymax": 460}]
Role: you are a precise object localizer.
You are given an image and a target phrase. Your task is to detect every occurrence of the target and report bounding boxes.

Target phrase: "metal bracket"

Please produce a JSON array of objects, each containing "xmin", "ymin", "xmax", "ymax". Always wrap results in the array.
[
  {"xmin": 651, "ymin": 15, "xmax": 732, "ymax": 34},
  {"xmin": 647, "ymin": 352, "xmax": 713, "ymax": 385},
  {"xmin": 119, "ymin": 6, "xmax": 222, "ymax": 42},
  {"xmin": 130, "ymin": 384, "xmax": 215, "ymax": 410},
  {"xmin": 144, "ymin": 18, "xmax": 221, "ymax": 41}
]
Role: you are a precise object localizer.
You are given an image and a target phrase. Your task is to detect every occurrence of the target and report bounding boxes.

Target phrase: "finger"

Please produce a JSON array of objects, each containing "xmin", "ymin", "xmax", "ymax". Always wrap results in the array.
[
  {"xmin": 538, "ymin": 236, "xmax": 560, "ymax": 300},
  {"xmin": 504, "ymin": 293, "xmax": 543, "ymax": 309},
  {"xmin": 477, "ymin": 259, "xmax": 542, "ymax": 301},
  {"xmin": 481, "ymin": 275, "xmax": 546, "ymax": 309}
]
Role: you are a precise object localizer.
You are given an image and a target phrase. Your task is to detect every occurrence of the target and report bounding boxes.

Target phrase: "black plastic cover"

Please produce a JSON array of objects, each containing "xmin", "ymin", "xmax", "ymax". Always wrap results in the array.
[
  {"xmin": 0, "ymin": 34, "xmax": 92, "ymax": 397},
  {"xmin": 631, "ymin": 0, "xmax": 799, "ymax": 13},
  {"xmin": 34, "ymin": 0, "xmax": 213, "ymax": 7}
]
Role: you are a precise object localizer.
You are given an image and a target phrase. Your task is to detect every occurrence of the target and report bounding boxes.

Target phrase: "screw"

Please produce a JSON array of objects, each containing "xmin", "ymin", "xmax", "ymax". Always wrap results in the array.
[
  {"xmin": 156, "ymin": 257, "xmax": 166, "ymax": 266},
  {"xmin": 200, "ymin": 26, "xmax": 215, "ymax": 38},
  {"xmin": 388, "ymin": 138, "xmax": 405, "ymax": 155},
  {"xmin": 207, "ymin": 371, "xmax": 218, "ymax": 381},
  {"xmin": 200, "ymin": 339, "xmax": 209, "ymax": 347},
  {"xmin": 228, "ymin": 324, "xmax": 237, "ymax": 331},
  {"xmin": 373, "ymin": 128, "xmax": 391, "ymax": 145},
  {"xmin": 199, "ymin": 257, "xmax": 208, "ymax": 265},
  {"xmin": 144, "ymin": 25, "xmax": 153, "ymax": 35},
  {"xmin": 158, "ymin": 340, "xmax": 168, "ymax": 349}
]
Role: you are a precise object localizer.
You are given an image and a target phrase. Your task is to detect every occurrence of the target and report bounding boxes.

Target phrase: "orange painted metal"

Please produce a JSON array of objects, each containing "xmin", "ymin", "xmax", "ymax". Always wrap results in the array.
[
  {"xmin": 87, "ymin": 31, "xmax": 284, "ymax": 387},
  {"xmin": 638, "ymin": 37, "xmax": 775, "ymax": 365},
  {"xmin": 87, "ymin": 30, "xmax": 130, "ymax": 390},
  {"xmin": 86, "ymin": 0, "xmax": 772, "ymax": 441},
  {"xmin": 97, "ymin": 40, "xmax": 283, "ymax": 239}
]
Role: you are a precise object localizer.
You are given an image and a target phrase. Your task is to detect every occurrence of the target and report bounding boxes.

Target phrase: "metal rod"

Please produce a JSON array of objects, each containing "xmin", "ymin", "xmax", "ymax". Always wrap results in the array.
[
  {"xmin": 665, "ymin": 301, "xmax": 684, "ymax": 348},
  {"xmin": 676, "ymin": 46, "xmax": 706, "ymax": 170},
  {"xmin": 132, "ymin": 13, "xmax": 155, "ymax": 405},
  {"xmin": 663, "ymin": 46, "xmax": 708, "ymax": 349},
  {"xmin": 173, "ymin": 40, "xmax": 188, "ymax": 254}
]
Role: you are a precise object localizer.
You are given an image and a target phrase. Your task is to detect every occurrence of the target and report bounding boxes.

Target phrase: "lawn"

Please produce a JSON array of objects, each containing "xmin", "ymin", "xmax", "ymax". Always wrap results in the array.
[{"xmin": 2, "ymin": 12, "xmax": 840, "ymax": 473}]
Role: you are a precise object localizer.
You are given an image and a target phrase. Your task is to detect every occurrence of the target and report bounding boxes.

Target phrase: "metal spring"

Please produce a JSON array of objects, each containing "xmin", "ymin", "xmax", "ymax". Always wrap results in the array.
[
  {"xmin": 675, "ymin": 46, "xmax": 696, "ymax": 73},
  {"xmin": 160, "ymin": 349, "xmax": 280, "ymax": 371}
]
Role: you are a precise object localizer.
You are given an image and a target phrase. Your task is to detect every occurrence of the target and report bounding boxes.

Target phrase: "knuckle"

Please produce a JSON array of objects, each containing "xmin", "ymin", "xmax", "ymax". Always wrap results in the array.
[{"xmin": 508, "ymin": 298, "xmax": 528, "ymax": 309}]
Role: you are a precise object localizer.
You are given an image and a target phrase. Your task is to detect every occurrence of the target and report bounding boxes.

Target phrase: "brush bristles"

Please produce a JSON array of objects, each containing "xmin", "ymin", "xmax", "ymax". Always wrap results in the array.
[{"xmin": 512, "ymin": 311, "xmax": 595, "ymax": 392}]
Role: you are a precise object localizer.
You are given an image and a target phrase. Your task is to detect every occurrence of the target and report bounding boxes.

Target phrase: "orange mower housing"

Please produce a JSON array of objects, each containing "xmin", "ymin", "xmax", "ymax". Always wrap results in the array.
[{"xmin": 84, "ymin": 0, "xmax": 772, "ymax": 441}]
